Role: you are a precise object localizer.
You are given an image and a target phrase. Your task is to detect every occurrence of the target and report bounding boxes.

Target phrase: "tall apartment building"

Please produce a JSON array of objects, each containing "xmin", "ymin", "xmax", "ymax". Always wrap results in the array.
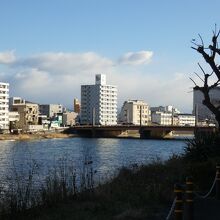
[
  {"xmin": 193, "ymin": 87, "xmax": 220, "ymax": 123},
  {"xmin": 81, "ymin": 74, "xmax": 117, "ymax": 125},
  {"xmin": 9, "ymin": 97, "xmax": 39, "ymax": 130},
  {"xmin": 119, "ymin": 100, "xmax": 151, "ymax": 125},
  {"xmin": 74, "ymin": 98, "xmax": 80, "ymax": 114},
  {"xmin": 39, "ymin": 104, "xmax": 63, "ymax": 118},
  {"xmin": 0, "ymin": 82, "xmax": 9, "ymax": 130}
]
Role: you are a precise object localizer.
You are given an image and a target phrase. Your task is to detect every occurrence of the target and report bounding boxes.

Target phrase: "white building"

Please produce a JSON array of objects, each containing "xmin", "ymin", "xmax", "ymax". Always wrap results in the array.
[
  {"xmin": 39, "ymin": 104, "xmax": 63, "ymax": 118},
  {"xmin": 151, "ymin": 111, "xmax": 172, "ymax": 125},
  {"xmin": 0, "ymin": 82, "xmax": 9, "ymax": 130},
  {"xmin": 8, "ymin": 111, "xmax": 20, "ymax": 123},
  {"xmin": 81, "ymin": 74, "xmax": 117, "ymax": 125},
  {"xmin": 177, "ymin": 114, "xmax": 195, "ymax": 126},
  {"xmin": 119, "ymin": 100, "xmax": 150, "ymax": 125},
  {"xmin": 151, "ymin": 105, "xmax": 180, "ymax": 114},
  {"xmin": 193, "ymin": 87, "xmax": 220, "ymax": 123}
]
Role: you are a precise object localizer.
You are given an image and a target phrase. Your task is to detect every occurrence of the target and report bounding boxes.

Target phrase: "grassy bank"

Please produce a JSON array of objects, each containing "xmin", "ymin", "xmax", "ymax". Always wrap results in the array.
[{"xmin": 1, "ymin": 133, "xmax": 219, "ymax": 219}]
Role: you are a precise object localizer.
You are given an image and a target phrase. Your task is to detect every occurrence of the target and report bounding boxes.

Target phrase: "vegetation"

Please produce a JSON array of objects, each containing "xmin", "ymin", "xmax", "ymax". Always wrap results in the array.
[
  {"xmin": 0, "ymin": 132, "xmax": 219, "ymax": 220},
  {"xmin": 191, "ymin": 25, "xmax": 220, "ymax": 129}
]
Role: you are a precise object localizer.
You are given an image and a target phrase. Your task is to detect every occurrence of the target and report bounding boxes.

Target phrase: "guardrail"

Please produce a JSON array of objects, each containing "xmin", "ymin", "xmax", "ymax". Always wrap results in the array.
[{"xmin": 165, "ymin": 164, "xmax": 220, "ymax": 220}]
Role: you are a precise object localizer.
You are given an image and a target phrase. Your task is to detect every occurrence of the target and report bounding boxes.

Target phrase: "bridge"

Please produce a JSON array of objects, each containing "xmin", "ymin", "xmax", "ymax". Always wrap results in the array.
[{"xmin": 67, "ymin": 125, "xmax": 216, "ymax": 139}]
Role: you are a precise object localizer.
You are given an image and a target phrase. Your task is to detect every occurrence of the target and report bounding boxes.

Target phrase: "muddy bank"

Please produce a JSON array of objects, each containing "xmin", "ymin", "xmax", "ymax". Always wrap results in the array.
[{"xmin": 0, "ymin": 132, "xmax": 77, "ymax": 141}]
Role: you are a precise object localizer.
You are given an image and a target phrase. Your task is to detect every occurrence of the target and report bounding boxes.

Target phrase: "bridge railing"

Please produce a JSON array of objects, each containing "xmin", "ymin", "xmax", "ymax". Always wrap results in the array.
[{"xmin": 165, "ymin": 163, "xmax": 220, "ymax": 220}]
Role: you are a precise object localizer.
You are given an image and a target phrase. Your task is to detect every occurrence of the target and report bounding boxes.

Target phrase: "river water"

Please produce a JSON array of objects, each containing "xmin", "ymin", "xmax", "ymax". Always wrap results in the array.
[{"xmin": 0, "ymin": 137, "xmax": 187, "ymax": 181}]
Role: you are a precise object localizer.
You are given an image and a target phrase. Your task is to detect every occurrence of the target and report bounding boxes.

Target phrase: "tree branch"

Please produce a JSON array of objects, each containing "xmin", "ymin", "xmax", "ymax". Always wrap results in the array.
[{"xmin": 194, "ymin": 72, "xmax": 204, "ymax": 82}]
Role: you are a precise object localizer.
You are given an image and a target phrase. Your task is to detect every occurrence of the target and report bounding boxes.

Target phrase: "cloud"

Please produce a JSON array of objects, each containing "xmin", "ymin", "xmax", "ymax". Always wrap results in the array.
[
  {"xmin": 0, "ymin": 50, "xmax": 16, "ymax": 64},
  {"xmin": 6, "ymin": 52, "xmax": 114, "ymax": 105},
  {"xmin": 0, "ymin": 50, "xmax": 192, "ymax": 112},
  {"xmin": 118, "ymin": 51, "xmax": 153, "ymax": 65},
  {"xmin": 111, "ymin": 71, "xmax": 192, "ymax": 112},
  {"xmin": 12, "ymin": 52, "xmax": 113, "ymax": 76}
]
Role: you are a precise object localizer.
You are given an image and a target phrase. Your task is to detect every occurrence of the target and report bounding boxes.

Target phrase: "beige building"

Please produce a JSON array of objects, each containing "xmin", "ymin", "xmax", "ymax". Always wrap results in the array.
[
  {"xmin": 119, "ymin": 100, "xmax": 151, "ymax": 125},
  {"xmin": 62, "ymin": 111, "xmax": 78, "ymax": 126},
  {"xmin": 74, "ymin": 98, "xmax": 80, "ymax": 114},
  {"xmin": 9, "ymin": 97, "xmax": 39, "ymax": 130}
]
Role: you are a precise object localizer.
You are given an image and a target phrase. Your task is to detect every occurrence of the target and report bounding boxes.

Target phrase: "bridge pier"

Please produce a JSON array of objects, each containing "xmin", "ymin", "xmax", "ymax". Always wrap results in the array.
[
  {"xmin": 76, "ymin": 128, "xmax": 124, "ymax": 138},
  {"xmin": 67, "ymin": 125, "xmax": 216, "ymax": 139},
  {"xmin": 140, "ymin": 128, "xmax": 173, "ymax": 139}
]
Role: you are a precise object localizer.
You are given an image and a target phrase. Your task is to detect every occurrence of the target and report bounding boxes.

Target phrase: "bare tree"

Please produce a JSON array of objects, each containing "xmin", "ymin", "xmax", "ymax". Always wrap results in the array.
[{"xmin": 191, "ymin": 25, "xmax": 220, "ymax": 129}]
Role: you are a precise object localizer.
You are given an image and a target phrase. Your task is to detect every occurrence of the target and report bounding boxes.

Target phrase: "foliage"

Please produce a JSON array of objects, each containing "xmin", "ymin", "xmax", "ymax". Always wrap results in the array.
[
  {"xmin": 191, "ymin": 25, "xmax": 220, "ymax": 127},
  {"xmin": 184, "ymin": 132, "xmax": 220, "ymax": 161}
]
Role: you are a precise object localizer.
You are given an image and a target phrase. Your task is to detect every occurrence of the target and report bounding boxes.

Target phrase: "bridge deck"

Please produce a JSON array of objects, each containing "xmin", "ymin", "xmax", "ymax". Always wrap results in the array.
[{"xmin": 72, "ymin": 125, "xmax": 216, "ymax": 132}]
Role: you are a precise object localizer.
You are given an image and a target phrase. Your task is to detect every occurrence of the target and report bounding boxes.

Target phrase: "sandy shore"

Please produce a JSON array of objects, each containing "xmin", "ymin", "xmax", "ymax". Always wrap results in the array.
[{"xmin": 0, "ymin": 132, "xmax": 77, "ymax": 141}]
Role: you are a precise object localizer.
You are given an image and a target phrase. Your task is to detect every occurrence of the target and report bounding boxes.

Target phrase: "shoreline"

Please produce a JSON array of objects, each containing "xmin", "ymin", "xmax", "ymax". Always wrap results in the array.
[
  {"xmin": 0, "ymin": 132, "xmax": 193, "ymax": 141},
  {"xmin": 0, "ymin": 132, "xmax": 77, "ymax": 141}
]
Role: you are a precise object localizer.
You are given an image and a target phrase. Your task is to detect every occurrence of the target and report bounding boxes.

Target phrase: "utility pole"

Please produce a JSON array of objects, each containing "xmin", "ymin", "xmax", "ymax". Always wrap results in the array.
[
  {"xmin": 195, "ymin": 104, "xmax": 198, "ymax": 127},
  {"xmin": 127, "ymin": 109, "xmax": 129, "ymax": 124},
  {"xmin": 171, "ymin": 107, "xmax": 174, "ymax": 125},
  {"xmin": 140, "ymin": 105, "xmax": 142, "ymax": 127},
  {"xmin": 92, "ymin": 107, "xmax": 95, "ymax": 126}
]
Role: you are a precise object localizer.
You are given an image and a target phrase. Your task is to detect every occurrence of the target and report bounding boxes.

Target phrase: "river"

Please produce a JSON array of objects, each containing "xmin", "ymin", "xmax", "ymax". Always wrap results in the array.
[{"xmin": 0, "ymin": 137, "xmax": 187, "ymax": 181}]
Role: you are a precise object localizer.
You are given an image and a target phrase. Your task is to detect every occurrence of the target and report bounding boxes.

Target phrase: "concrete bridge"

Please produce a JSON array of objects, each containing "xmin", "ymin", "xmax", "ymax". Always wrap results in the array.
[{"xmin": 67, "ymin": 125, "xmax": 216, "ymax": 139}]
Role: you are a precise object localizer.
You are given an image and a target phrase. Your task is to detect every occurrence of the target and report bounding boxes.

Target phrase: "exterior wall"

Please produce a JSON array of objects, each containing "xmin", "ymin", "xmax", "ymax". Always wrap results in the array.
[
  {"xmin": 28, "ymin": 125, "xmax": 44, "ymax": 131},
  {"xmin": 10, "ymin": 102, "xmax": 39, "ymax": 130},
  {"xmin": 119, "ymin": 100, "xmax": 150, "ymax": 125},
  {"xmin": 74, "ymin": 98, "xmax": 80, "ymax": 114},
  {"xmin": 81, "ymin": 74, "xmax": 117, "ymax": 125},
  {"xmin": 0, "ymin": 82, "xmax": 9, "ymax": 130},
  {"xmin": 40, "ymin": 104, "xmax": 63, "ymax": 118},
  {"xmin": 9, "ymin": 97, "xmax": 25, "ymax": 109},
  {"xmin": 193, "ymin": 88, "xmax": 220, "ymax": 122},
  {"xmin": 151, "ymin": 112, "xmax": 172, "ymax": 125},
  {"xmin": 8, "ymin": 111, "xmax": 20, "ymax": 122},
  {"xmin": 177, "ymin": 114, "xmax": 195, "ymax": 126},
  {"xmin": 62, "ymin": 112, "xmax": 78, "ymax": 126},
  {"xmin": 151, "ymin": 105, "xmax": 180, "ymax": 114}
]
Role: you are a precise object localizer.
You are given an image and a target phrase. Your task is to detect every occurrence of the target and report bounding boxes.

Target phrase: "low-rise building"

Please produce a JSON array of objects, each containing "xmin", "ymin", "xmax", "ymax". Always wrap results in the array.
[
  {"xmin": 62, "ymin": 111, "xmax": 78, "ymax": 126},
  {"xmin": 39, "ymin": 104, "xmax": 63, "ymax": 118},
  {"xmin": 151, "ymin": 111, "xmax": 172, "ymax": 125},
  {"xmin": 8, "ymin": 111, "xmax": 20, "ymax": 130},
  {"xmin": 9, "ymin": 97, "xmax": 39, "ymax": 130},
  {"xmin": 177, "ymin": 114, "xmax": 195, "ymax": 126},
  {"xmin": 119, "ymin": 100, "xmax": 151, "ymax": 125}
]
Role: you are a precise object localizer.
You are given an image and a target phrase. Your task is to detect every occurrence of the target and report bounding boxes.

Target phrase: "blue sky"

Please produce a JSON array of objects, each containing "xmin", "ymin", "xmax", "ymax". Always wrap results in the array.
[{"xmin": 0, "ymin": 0, "xmax": 220, "ymax": 112}]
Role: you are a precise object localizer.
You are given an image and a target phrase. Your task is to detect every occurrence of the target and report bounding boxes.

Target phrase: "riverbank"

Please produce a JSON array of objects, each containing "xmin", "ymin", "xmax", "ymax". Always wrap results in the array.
[
  {"xmin": 0, "ymin": 131, "xmax": 193, "ymax": 141},
  {"xmin": 0, "ymin": 132, "xmax": 77, "ymax": 141},
  {"xmin": 2, "ymin": 154, "xmax": 218, "ymax": 220},
  {"xmin": 1, "ymin": 132, "xmax": 219, "ymax": 219}
]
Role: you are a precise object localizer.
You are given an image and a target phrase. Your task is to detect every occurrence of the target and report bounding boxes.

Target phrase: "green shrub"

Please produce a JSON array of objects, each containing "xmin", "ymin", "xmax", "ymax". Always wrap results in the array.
[{"xmin": 184, "ymin": 132, "xmax": 220, "ymax": 161}]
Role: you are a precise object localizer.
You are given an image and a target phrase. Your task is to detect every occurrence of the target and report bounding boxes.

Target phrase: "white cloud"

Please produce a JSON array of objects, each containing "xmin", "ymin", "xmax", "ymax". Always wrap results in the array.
[
  {"xmin": 0, "ymin": 50, "xmax": 16, "ymax": 64},
  {"xmin": 111, "ymin": 71, "xmax": 192, "ymax": 112},
  {"xmin": 118, "ymin": 51, "xmax": 153, "ymax": 65},
  {"xmin": 0, "ymin": 50, "xmax": 192, "ymax": 112},
  {"xmin": 13, "ymin": 52, "xmax": 113, "ymax": 75}
]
